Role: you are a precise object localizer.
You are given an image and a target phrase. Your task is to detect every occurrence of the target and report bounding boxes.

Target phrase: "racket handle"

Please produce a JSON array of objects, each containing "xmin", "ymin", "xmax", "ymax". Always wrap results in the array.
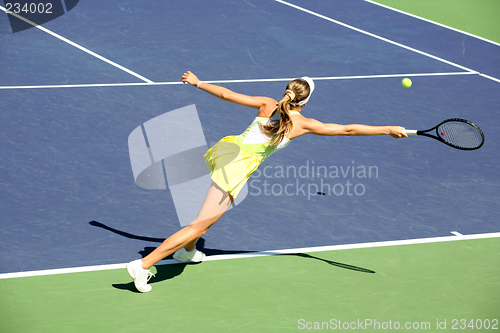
[{"xmin": 404, "ymin": 129, "xmax": 417, "ymax": 135}]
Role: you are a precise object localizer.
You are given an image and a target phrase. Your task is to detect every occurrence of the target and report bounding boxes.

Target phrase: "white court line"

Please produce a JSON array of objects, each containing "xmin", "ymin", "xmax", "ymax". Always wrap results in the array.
[
  {"xmin": 451, "ymin": 231, "xmax": 464, "ymax": 237},
  {"xmin": 480, "ymin": 73, "xmax": 500, "ymax": 84},
  {"xmin": 0, "ymin": 71, "xmax": 478, "ymax": 90},
  {"xmin": 0, "ymin": 231, "xmax": 499, "ymax": 280},
  {"xmin": 0, "ymin": 6, "xmax": 154, "ymax": 84},
  {"xmin": 364, "ymin": 0, "xmax": 500, "ymax": 48},
  {"xmin": 0, "ymin": 81, "xmax": 160, "ymax": 90},
  {"xmin": 274, "ymin": 0, "xmax": 500, "ymax": 84}
]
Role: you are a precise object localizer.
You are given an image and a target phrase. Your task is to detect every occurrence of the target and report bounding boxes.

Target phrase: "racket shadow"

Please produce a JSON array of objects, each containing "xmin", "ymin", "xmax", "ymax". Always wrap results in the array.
[{"xmin": 283, "ymin": 253, "xmax": 375, "ymax": 274}]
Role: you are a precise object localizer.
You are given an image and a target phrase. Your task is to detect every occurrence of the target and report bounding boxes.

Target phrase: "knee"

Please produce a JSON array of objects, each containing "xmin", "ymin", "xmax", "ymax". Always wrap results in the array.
[{"xmin": 186, "ymin": 223, "xmax": 208, "ymax": 239}]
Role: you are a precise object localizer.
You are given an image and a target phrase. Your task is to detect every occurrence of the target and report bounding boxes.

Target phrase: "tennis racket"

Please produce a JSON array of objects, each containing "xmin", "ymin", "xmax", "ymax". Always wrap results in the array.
[{"xmin": 403, "ymin": 118, "xmax": 484, "ymax": 150}]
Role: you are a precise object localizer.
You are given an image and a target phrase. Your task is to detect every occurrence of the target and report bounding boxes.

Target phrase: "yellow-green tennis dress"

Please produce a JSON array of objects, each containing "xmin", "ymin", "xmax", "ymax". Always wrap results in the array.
[{"xmin": 204, "ymin": 111, "xmax": 299, "ymax": 198}]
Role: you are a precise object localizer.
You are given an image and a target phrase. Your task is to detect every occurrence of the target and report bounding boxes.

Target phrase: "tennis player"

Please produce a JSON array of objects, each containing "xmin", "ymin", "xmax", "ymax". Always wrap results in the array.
[{"xmin": 127, "ymin": 71, "xmax": 407, "ymax": 292}]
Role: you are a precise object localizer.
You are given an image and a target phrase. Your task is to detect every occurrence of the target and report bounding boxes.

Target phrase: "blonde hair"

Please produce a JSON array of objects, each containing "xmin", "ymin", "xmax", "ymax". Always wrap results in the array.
[{"xmin": 260, "ymin": 79, "xmax": 311, "ymax": 145}]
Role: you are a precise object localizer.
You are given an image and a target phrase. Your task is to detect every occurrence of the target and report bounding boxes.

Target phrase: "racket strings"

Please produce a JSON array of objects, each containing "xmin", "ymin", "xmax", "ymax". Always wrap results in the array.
[{"xmin": 438, "ymin": 122, "xmax": 483, "ymax": 149}]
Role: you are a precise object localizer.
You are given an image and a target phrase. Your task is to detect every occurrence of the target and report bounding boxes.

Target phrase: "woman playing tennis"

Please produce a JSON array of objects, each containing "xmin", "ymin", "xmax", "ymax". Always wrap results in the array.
[{"xmin": 127, "ymin": 71, "xmax": 408, "ymax": 292}]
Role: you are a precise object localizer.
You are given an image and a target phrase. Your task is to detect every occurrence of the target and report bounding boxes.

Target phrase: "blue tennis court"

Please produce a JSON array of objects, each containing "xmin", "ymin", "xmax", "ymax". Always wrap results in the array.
[{"xmin": 0, "ymin": 0, "xmax": 498, "ymax": 288}]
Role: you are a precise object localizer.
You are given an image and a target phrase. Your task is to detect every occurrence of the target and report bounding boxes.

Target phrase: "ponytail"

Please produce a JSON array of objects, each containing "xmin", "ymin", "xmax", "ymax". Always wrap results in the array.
[
  {"xmin": 260, "ymin": 91, "xmax": 295, "ymax": 145},
  {"xmin": 260, "ymin": 79, "xmax": 310, "ymax": 145}
]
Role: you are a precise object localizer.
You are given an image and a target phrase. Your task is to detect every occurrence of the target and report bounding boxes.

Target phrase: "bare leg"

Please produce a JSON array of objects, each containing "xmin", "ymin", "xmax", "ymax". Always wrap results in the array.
[
  {"xmin": 141, "ymin": 182, "xmax": 232, "ymax": 269},
  {"xmin": 183, "ymin": 237, "xmax": 199, "ymax": 252}
]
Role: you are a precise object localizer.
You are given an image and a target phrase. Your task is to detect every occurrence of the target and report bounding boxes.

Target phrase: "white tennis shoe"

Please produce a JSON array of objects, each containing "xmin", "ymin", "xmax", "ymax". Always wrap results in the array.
[
  {"xmin": 173, "ymin": 248, "xmax": 206, "ymax": 263},
  {"xmin": 126, "ymin": 259, "xmax": 155, "ymax": 293}
]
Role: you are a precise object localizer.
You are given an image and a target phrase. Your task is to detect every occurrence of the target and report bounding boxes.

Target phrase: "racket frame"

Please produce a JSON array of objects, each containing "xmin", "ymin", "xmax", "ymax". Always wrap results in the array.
[{"xmin": 404, "ymin": 118, "xmax": 484, "ymax": 150}]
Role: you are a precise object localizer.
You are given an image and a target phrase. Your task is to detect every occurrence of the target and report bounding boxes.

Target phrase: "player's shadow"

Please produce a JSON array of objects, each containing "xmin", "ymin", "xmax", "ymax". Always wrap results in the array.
[
  {"xmin": 90, "ymin": 221, "xmax": 375, "ymax": 292},
  {"xmin": 112, "ymin": 263, "xmax": 189, "ymax": 293},
  {"xmin": 112, "ymin": 253, "xmax": 374, "ymax": 293},
  {"xmin": 89, "ymin": 220, "xmax": 255, "ymax": 258}
]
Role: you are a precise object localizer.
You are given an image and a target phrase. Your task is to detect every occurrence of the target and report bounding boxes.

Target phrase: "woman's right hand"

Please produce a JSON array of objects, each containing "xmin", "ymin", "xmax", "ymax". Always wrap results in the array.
[
  {"xmin": 388, "ymin": 126, "xmax": 408, "ymax": 138},
  {"xmin": 182, "ymin": 71, "xmax": 201, "ymax": 87}
]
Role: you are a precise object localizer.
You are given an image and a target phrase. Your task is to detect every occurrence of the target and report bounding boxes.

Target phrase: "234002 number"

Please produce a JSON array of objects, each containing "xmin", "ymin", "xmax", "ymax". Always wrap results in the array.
[{"xmin": 5, "ymin": 2, "xmax": 53, "ymax": 14}]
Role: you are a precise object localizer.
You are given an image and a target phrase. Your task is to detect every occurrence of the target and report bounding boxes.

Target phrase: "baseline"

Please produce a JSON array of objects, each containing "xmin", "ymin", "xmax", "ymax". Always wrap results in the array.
[{"xmin": 1, "ymin": 231, "xmax": 498, "ymax": 280}]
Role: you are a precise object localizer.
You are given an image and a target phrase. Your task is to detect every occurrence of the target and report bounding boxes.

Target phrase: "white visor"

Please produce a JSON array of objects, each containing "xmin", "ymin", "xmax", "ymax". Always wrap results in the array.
[{"xmin": 290, "ymin": 76, "xmax": 315, "ymax": 106}]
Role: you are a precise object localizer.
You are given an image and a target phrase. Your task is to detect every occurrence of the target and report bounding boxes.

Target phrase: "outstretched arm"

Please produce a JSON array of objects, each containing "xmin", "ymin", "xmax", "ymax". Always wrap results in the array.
[
  {"xmin": 294, "ymin": 117, "xmax": 408, "ymax": 139},
  {"xmin": 182, "ymin": 71, "xmax": 276, "ymax": 112}
]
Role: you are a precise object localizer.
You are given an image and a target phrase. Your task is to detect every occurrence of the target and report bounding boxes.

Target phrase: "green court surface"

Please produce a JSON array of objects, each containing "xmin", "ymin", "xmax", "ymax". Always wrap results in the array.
[
  {"xmin": 1, "ymin": 237, "xmax": 498, "ymax": 333},
  {"xmin": 372, "ymin": 0, "xmax": 500, "ymax": 43}
]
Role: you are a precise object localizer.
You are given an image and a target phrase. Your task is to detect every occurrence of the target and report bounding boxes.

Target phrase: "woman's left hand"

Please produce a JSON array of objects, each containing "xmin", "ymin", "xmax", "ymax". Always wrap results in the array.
[{"xmin": 182, "ymin": 71, "xmax": 201, "ymax": 87}]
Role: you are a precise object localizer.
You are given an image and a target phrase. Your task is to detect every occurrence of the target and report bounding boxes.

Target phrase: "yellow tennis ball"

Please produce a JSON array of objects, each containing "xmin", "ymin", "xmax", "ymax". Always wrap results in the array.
[{"xmin": 402, "ymin": 78, "xmax": 412, "ymax": 88}]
